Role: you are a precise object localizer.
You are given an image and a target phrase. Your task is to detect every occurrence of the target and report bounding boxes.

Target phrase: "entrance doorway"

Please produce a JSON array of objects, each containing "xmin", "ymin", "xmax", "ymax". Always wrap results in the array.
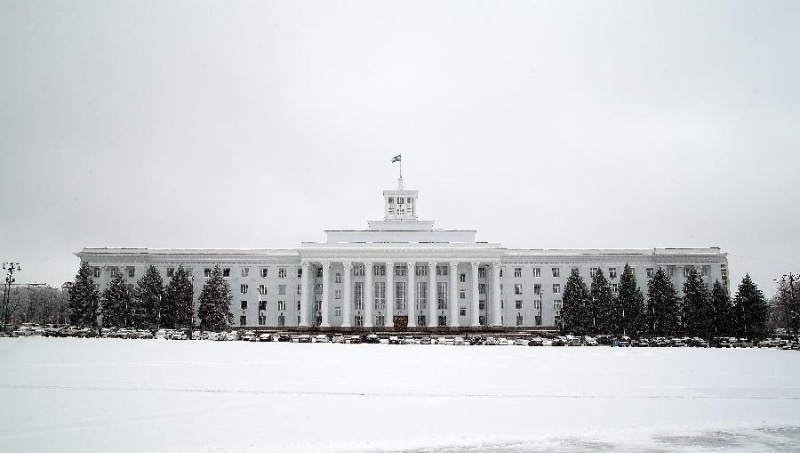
[{"xmin": 393, "ymin": 316, "xmax": 408, "ymax": 330}]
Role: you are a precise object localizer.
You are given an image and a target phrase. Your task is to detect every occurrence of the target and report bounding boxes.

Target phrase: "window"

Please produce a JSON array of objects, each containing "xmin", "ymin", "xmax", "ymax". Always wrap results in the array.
[
  {"xmin": 241, "ymin": 267, "xmax": 250, "ymax": 278},
  {"xmin": 335, "ymin": 273, "xmax": 341, "ymax": 283},
  {"xmin": 258, "ymin": 284, "xmax": 267, "ymax": 295},
  {"xmin": 241, "ymin": 284, "xmax": 248, "ymax": 294},
  {"xmin": 93, "ymin": 267, "xmax": 101, "ymax": 278},
  {"xmin": 571, "ymin": 267, "xmax": 579, "ymax": 274},
  {"xmin": 553, "ymin": 299, "xmax": 562, "ymax": 312},
  {"xmin": 438, "ymin": 315, "xmax": 447, "ymax": 327},
  {"xmin": 278, "ymin": 268, "xmax": 287, "ymax": 278},
  {"xmin": 516, "ymin": 313, "xmax": 523, "ymax": 326},
  {"xmin": 278, "ymin": 313, "xmax": 285, "ymax": 326},
  {"xmin": 702, "ymin": 266, "xmax": 710, "ymax": 277},
  {"xmin": 417, "ymin": 315, "xmax": 426, "ymax": 326},
  {"xmin": 259, "ymin": 301, "xmax": 266, "ymax": 310},
  {"xmin": 553, "ymin": 283, "xmax": 561, "ymax": 294},
  {"xmin": 478, "ymin": 284, "xmax": 486, "ymax": 294},
  {"xmin": 223, "ymin": 268, "xmax": 231, "ymax": 278},
  {"xmin": 499, "ymin": 269, "xmax": 503, "ymax": 278},
  {"xmin": 590, "ymin": 267, "xmax": 598, "ymax": 277},
  {"xmin": 166, "ymin": 267, "xmax": 174, "ymax": 278},
  {"xmin": 609, "ymin": 268, "xmax": 617, "ymax": 279},
  {"xmin": 335, "ymin": 306, "xmax": 342, "ymax": 317},
  {"xmin": 479, "ymin": 301, "xmax": 485, "ymax": 310},
  {"xmin": 395, "ymin": 265, "xmax": 406, "ymax": 276},
  {"xmin": 374, "ymin": 265, "xmax": 386, "ymax": 276},
  {"xmin": 683, "ymin": 266, "xmax": 694, "ymax": 278},
  {"xmin": 552, "ymin": 267, "xmax": 560, "ymax": 278},
  {"xmin": 296, "ymin": 301, "xmax": 300, "ymax": 310},
  {"xmin": 315, "ymin": 284, "xmax": 323, "ymax": 294},
  {"xmin": 611, "ymin": 283, "xmax": 618, "ymax": 294},
  {"xmin": 316, "ymin": 268, "xmax": 323, "ymax": 278},
  {"xmin": 185, "ymin": 267, "xmax": 193, "ymax": 276},
  {"xmin": 296, "ymin": 284, "xmax": 301, "ymax": 295},
  {"xmin": 204, "ymin": 268, "xmax": 212, "ymax": 278},
  {"xmin": 535, "ymin": 315, "xmax": 542, "ymax": 326},
  {"xmin": 460, "ymin": 273, "xmax": 466, "ymax": 283},
  {"xmin": 277, "ymin": 300, "xmax": 286, "ymax": 311},
  {"xmin": 376, "ymin": 314, "xmax": 385, "ymax": 326},
  {"xmin": 437, "ymin": 282, "xmax": 448, "ymax": 309},
  {"xmin": 436, "ymin": 265, "xmax": 448, "ymax": 276},
  {"xmin": 416, "ymin": 281, "xmax": 427, "ymax": 310},
  {"xmin": 415, "ymin": 265, "xmax": 428, "ymax": 277},
  {"xmin": 240, "ymin": 316, "xmax": 246, "ymax": 326},
  {"xmin": 532, "ymin": 267, "xmax": 541, "ymax": 278},
  {"xmin": 395, "ymin": 282, "xmax": 406, "ymax": 310},
  {"xmin": 354, "ymin": 282, "xmax": 364, "ymax": 310},
  {"xmin": 258, "ymin": 314, "xmax": 266, "ymax": 326},
  {"xmin": 479, "ymin": 315, "xmax": 485, "ymax": 325},
  {"xmin": 514, "ymin": 268, "xmax": 522, "ymax": 278},
  {"xmin": 374, "ymin": 282, "xmax": 386, "ymax": 310},
  {"xmin": 355, "ymin": 315, "xmax": 364, "ymax": 327},
  {"xmin": 335, "ymin": 289, "xmax": 341, "ymax": 299},
  {"xmin": 515, "ymin": 300, "xmax": 523, "ymax": 310},
  {"xmin": 278, "ymin": 285, "xmax": 286, "ymax": 295},
  {"xmin": 667, "ymin": 266, "xmax": 675, "ymax": 278},
  {"xmin": 460, "ymin": 307, "xmax": 466, "ymax": 316},
  {"xmin": 478, "ymin": 268, "xmax": 486, "ymax": 278},
  {"xmin": 260, "ymin": 268, "xmax": 268, "ymax": 278},
  {"xmin": 353, "ymin": 265, "xmax": 365, "ymax": 276},
  {"xmin": 297, "ymin": 268, "xmax": 302, "ymax": 278},
  {"xmin": 501, "ymin": 300, "xmax": 504, "ymax": 309},
  {"xmin": 459, "ymin": 289, "xmax": 466, "ymax": 299},
  {"xmin": 514, "ymin": 284, "xmax": 523, "ymax": 295},
  {"xmin": 533, "ymin": 300, "xmax": 541, "ymax": 310},
  {"xmin": 240, "ymin": 300, "xmax": 248, "ymax": 309},
  {"xmin": 127, "ymin": 266, "xmax": 136, "ymax": 278},
  {"xmin": 647, "ymin": 268, "xmax": 655, "ymax": 278},
  {"xmin": 534, "ymin": 284, "xmax": 542, "ymax": 295}
]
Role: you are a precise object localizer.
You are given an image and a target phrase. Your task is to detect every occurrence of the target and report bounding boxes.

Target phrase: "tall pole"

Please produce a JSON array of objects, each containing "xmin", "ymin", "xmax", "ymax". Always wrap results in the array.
[
  {"xmin": 3, "ymin": 262, "xmax": 21, "ymax": 330},
  {"xmin": 188, "ymin": 274, "xmax": 194, "ymax": 339}
]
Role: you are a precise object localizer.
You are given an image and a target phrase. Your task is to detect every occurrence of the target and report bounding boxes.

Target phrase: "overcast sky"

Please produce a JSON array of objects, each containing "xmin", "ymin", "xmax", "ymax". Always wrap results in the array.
[{"xmin": 1, "ymin": 0, "xmax": 798, "ymax": 295}]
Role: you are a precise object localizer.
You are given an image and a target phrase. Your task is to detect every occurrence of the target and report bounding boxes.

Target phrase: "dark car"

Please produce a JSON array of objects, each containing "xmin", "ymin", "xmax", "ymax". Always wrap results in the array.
[
  {"xmin": 469, "ymin": 336, "xmax": 484, "ymax": 345},
  {"xmin": 528, "ymin": 338, "xmax": 544, "ymax": 346},
  {"xmin": 277, "ymin": 333, "xmax": 292, "ymax": 342}
]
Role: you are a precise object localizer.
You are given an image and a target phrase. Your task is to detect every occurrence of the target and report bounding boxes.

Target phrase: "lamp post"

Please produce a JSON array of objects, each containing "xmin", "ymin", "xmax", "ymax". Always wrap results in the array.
[{"xmin": 2, "ymin": 262, "xmax": 21, "ymax": 330}]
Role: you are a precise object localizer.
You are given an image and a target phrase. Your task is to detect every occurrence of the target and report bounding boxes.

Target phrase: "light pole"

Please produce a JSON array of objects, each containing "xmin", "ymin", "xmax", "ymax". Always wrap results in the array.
[{"xmin": 2, "ymin": 262, "xmax": 21, "ymax": 330}]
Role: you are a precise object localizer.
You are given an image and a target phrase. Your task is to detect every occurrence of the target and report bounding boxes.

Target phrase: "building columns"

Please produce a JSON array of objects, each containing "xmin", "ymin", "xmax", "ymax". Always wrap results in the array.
[
  {"xmin": 407, "ymin": 262, "xmax": 416, "ymax": 328},
  {"xmin": 471, "ymin": 262, "xmax": 480, "ymax": 327},
  {"xmin": 342, "ymin": 261, "xmax": 352, "ymax": 328},
  {"xmin": 449, "ymin": 262, "xmax": 459, "ymax": 327},
  {"xmin": 428, "ymin": 261, "xmax": 437, "ymax": 327},
  {"xmin": 299, "ymin": 262, "xmax": 310, "ymax": 327},
  {"xmin": 364, "ymin": 262, "xmax": 373, "ymax": 328},
  {"xmin": 385, "ymin": 261, "xmax": 394, "ymax": 328},
  {"xmin": 491, "ymin": 261, "xmax": 502, "ymax": 327},
  {"xmin": 320, "ymin": 261, "xmax": 331, "ymax": 327}
]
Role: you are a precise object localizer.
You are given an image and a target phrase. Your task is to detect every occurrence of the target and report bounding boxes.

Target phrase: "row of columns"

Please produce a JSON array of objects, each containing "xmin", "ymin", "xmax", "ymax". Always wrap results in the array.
[{"xmin": 299, "ymin": 260, "xmax": 503, "ymax": 328}]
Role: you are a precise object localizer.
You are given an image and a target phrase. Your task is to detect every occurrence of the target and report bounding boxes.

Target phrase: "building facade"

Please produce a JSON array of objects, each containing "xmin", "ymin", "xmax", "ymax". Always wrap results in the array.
[{"xmin": 76, "ymin": 179, "xmax": 729, "ymax": 331}]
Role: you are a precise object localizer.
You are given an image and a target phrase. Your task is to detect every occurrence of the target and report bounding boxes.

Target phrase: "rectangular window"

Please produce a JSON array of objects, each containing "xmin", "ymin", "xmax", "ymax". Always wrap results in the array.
[
  {"xmin": 335, "ymin": 307, "xmax": 342, "ymax": 317},
  {"xmin": 478, "ymin": 268, "xmax": 486, "ymax": 278},
  {"xmin": 241, "ymin": 267, "xmax": 250, "ymax": 278},
  {"xmin": 316, "ymin": 268, "xmax": 323, "ymax": 278},
  {"xmin": 353, "ymin": 265, "xmax": 365, "ymax": 276},
  {"xmin": 416, "ymin": 281, "xmax": 427, "ymax": 310},
  {"xmin": 515, "ymin": 300, "xmax": 523, "ymax": 310},
  {"xmin": 535, "ymin": 315, "xmax": 542, "ymax": 326},
  {"xmin": 459, "ymin": 307, "xmax": 466, "ymax": 316},
  {"xmin": 278, "ymin": 268, "xmax": 287, "ymax": 278},
  {"xmin": 609, "ymin": 268, "xmax": 617, "ymax": 279},
  {"xmin": 437, "ymin": 281, "xmax": 448, "ymax": 309},
  {"xmin": 667, "ymin": 266, "xmax": 675, "ymax": 278},
  {"xmin": 436, "ymin": 265, "xmax": 448, "ymax": 276},
  {"xmin": 459, "ymin": 289, "xmax": 466, "ymax": 299},
  {"xmin": 335, "ymin": 273, "xmax": 342, "ymax": 283},
  {"xmin": 278, "ymin": 285, "xmax": 286, "ymax": 295},
  {"xmin": 514, "ymin": 284, "xmax": 523, "ymax": 295},
  {"xmin": 415, "ymin": 265, "xmax": 428, "ymax": 277},
  {"xmin": 478, "ymin": 283, "xmax": 486, "ymax": 294},
  {"xmin": 354, "ymin": 282, "xmax": 364, "ymax": 310},
  {"xmin": 127, "ymin": 266, "xmax": 136, "ymax": 278},
  {"xmin": 93, "ymin": 267, "xmax": 101, "ymax": 278},
  {"xmin": 315, "ymin": 284, "xmax": 322, "ymax": 294},
  {"xmin": 185, "ymin": 267, "xmax": 193, "ymax": 276},
  {"xmin": 571, "ymin": 267, "xmax": 579, "ymax": 274},
  {"xmin": 166, "ymin": 267, "xmax": 174, "ymax": 278},
  {"xmin": 278, "ymin": 300, "xmax": 286, "ymax": 311},
  {"xmin": 374, "ymin": 265, "xmax": 386, "ymax": 276},
  {"xmin": 335, "ymin": 289, "xmax": 341, "ymax": 299},
  {"xmin": 533, "ymin": 300, "xmax": 542, "ymax": 310},
  {"xmin": 534, "ymin": 284, "xmax": 542, "ymax": 295},
  {"xmin": 204, "ymin": 268, "xmax": 212, "ymax": 278},
  {"xmin": 590, "ymin": 267, "xmax": 598, "ymax": 277},
  {"xmin": 259, "ymin": 301, "xmax": 266, "ymax": 310},
  {"xmin": 241, "ymin": 284, "xmax": 248, "ymax": 294},
  {"xmin": 223, "ymin": 268, "xmax": 231, "ymax": 277},
  {"xmin": 297, "ymin": 284, "xmax": 301, "ymax": 295},
  {"xmin": 647, "ymin": 268, "xmax": 655, "ymax": 278},
  {"xmin": 374, "ymin": 282, "xmax": 386, "ymax": 310},
  {"xmin": 296, "ymin": 301, "xmax": 300, "ymax": 311},
  {"xmin": 702, "ymin": 266, "xmax": 710, "ymax": 277},
  {"xmin": 258, "ymin": 284, "xmax": 267, "ymax": 295},
  {"xmin": 554, "ymin": 299, "xmax": 562, "ymax": 312},
  {"xmin": 278, "ymin": 315, "xmax": 286, "ymax": 326},
  {"xmin": 258, "ymin": 315, "xmax": 266, "ymax": 326},
  {"xmin": 532, "ymin": 267, "xmax": 541, "ymax": 278},
  {"xmin": 479, "ymin": 301, "xmax": 485, "ymax": 310},
  {"xmin": 460, "ymin": 273, "xmax": 466, "ymax": 283},
  {"xmin": 297, "ymin": 268, "xmax": 302, "ymax": 278},
  {"xmin": 553, "ymin": 283, "xmax": 561, "ymax": 294},
  {"xmin": 552, "ymin": 267, "xmax": 560, "ymax": 278},
  {"xmin": 241, "ymin": 300, "xmax": 247, "ymax": 309},
  {"xmin": 611, "ymin": 283, "xmax": 619, "ymax": 294},
  {"xmin": 239, "ymin": 315, "xmax": 246, "ymax": 326},
  {"xmin": 395, "ymin": 282, "xmax": 406, "ymax": 310},
  {"xmin": 395, "ymin": 265, "xmax": 406, "ymax": 276},
  {"xmin": 514, "ymin": 268, "xmax": 522, "ymax": 278},
  {"xmin": 516, "ymin": 314, "xmax": 523, "ymax": 326},
  {"xmin": 260, "ymin": 268, "xmax": 268, "ymax": 278}
]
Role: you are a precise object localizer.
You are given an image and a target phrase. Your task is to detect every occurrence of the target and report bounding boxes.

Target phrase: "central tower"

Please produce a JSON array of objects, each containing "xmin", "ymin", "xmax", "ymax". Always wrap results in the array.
[{"xmin": 383, "ymin": 177, "xmax": 418, "ymax": 221}]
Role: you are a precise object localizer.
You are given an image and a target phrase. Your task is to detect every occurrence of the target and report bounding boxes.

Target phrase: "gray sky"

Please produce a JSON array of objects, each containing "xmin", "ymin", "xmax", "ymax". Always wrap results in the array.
[{"xmin": 1, "ymin": 0, "xmax": 798, "ymax": 295}]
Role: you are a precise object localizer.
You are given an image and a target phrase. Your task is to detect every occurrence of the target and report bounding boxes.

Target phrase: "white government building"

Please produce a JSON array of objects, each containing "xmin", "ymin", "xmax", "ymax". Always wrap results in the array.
[{"xmin": 77, "ymin": 177, "xmax": 730, "ymax": 332}]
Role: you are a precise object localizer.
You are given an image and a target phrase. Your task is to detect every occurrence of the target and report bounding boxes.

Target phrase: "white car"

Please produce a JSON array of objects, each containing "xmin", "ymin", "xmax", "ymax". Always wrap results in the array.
[
  {"xmin": 584, "ymin": 336, "xmax": 599, "ymax": 346},
  {"xmin": 496, "ymin": 338, "xmax": 509, "ymax": 346},
  {"xmin": 453, "ymin": 337, "xmax": 466, "ymax": 345},
  {"xmin": 314, "ymin": 335, "xmax": 329, "ymax": 343},
  {"xmin": 514, "ymin": 338, "xmax": 528, "ymax": 346}
]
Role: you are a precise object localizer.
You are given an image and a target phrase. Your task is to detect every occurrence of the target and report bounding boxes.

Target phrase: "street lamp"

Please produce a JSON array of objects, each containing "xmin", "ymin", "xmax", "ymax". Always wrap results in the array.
[{"xmin": 2, "ymin": 262, "xmax": 21, "ymax": 329}]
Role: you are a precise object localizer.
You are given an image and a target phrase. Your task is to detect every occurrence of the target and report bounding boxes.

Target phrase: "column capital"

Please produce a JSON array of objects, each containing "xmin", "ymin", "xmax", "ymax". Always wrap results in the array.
[
  {"xmin": 385, "ymin": 261, "xmax": 394, "ymax": 267},
  {"xmin": 406, "ymin": 261, "xmax": 415, "ymax": 270},
  {"xmin": 471, "ymin": 261, "xmax": 480, "ymax": 268},
  {"xmin": 365, "ymin": 262, "xmax": 374, "ymax": 269},
  {"xmin": 491, "ymin": 261, "xmax": 502, "ymax": 268},
  {"xmin": 302, "ymin": 262, "xmax": 311, "ymax": 269},
  {"xmin": 449, "ymin": 261, "xmax": 459, "ymax": 269},
  {"xmin": 341, "ymin": 260, "xmax": 352, "ymax": 267},
  {"xmin": 428, "ymin": 261, "xmax": 437, "ymax": 269},
  {"xmin": 320, "ymin": 260, "xmax": 331, "ymax": 268}
]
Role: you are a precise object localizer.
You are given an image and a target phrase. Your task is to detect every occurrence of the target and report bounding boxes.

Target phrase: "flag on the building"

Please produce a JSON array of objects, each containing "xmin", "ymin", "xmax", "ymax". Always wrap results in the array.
[{"xmin": 391, "ymin": 154, "xmax": 401, "ymax": 163}]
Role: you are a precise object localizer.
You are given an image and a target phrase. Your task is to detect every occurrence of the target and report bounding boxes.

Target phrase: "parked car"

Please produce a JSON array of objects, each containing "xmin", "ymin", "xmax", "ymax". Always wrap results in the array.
[
  {"xmin": 402, "ymin": 336, "xmax": 417, "ymax": 345},
  {"xmin": 276, "ymin": 333, "xmax": 291, "ymax": 342},
  {"xmin": 484, "ymin": 337, "xmax": 497, "ymax": 346},
  {"xmin": 331, "ymin": 334, "xmax": 344, "ymax": 343},
  {"xmin": 514, "ymin": 338, "xmax": 527, "ymax": 346},
  {"xmin": 296, "ymin": 334, "xmax": 312, "ymax": 343},
  {"xmin": 584, "ymin": 336, "xmax": 599, "ymax": 346},
  {"xmin": 241, "ymin": 331, "xmax": 257, "ymax": 342},
  {"xmin": 468, "ymin": 335, "xmax": 484, "ymax": 345},
  {"xmin": 551, "ymin": 337, "xmax": 566, "ymax": 346},
  {"xmin": 418, "ymin": 336, "xmax": 432, "ymax": 345},
  {"xmin": 388, "ymin": 336, "xmax": 401, "ymax": 345},
  {"xmin": 258, "ymin": 333, "xmax": 273, "ymax": 342},
  {"xmin": 670, "ymin": 338, "xmax": 687, "ymax": 347},
  {"xmin": 454, "ymin": 336, "xmax": 466, "ymax": 346},
  {"xmin": 364, "ymin": 334, "xmax": 380, "ymax": 344},
  {"xmin": 345, "ymin": 335, "xmax": 362, "ymax": 344},
  {"xmin": 528, "ymin": 337, "xmax": 544, "ymax": 346},
  {"xmin": 225, "ymin": 331, "xmax": 239, "ymax": 341},
  {"xmin": 496, "ymin": 338, "xmax": 510, "ymax": 346},
  {"xmin": 314, "ymin": 334, "xmax": 329, "ymax": 343},
  {"xmin": 710, "ymin": 337, "xmax": 731, "ymax": 348}
]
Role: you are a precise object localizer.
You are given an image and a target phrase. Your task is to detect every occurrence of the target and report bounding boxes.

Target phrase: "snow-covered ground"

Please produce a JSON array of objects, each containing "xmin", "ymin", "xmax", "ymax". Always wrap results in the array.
[{"xmin": 1, "ymin": 338, "xmax": 799, "ymax": 452}]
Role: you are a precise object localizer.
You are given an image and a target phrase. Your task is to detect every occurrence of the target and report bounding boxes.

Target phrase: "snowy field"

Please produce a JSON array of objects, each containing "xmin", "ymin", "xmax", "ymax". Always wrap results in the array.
[{"xmin": 1, "ymin": 338, "xmax": 799, "ymax": 453}]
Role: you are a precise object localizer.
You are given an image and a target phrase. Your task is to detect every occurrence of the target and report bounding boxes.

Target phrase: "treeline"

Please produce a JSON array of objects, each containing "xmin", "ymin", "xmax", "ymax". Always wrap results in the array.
[
  {"xmin": 560, "ymin": 264, "xmax": 770, "ymax": 339},
  {"xmin": 68, "ymin": 262, "xmax": 233, "ymax": 332},
  {"xmin": 2, "ymin": 285, "xmax": 70, "ymax": 325}
]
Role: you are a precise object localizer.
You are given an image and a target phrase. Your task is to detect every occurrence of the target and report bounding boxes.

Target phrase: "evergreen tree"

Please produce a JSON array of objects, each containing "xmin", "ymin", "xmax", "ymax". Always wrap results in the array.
[
  {"xmin": 710, "ymin": 280, "xmax": 733, "ymax": 337},
  {"xmin": 162, "ymin": 265, "xmax": 194, "ymax": 329},
  {"xmin": 198, "ymin": 265, "xmax": 232, "ymax": 331},
  {"xmin": 646, "ymin": 267, "xmax": 680, "ymax": 336},
  {"xmin": 615, "ymin": 263, "xmax": 645, "ymax": 337},
  {"xmin": 101, "ymin": 267, "xmax": 132, "ymax": 328},
  {"xmin": 561, "ymin": 268, "xmax": 590, "ymax": 335},
  {"xmin": 68, "ymin": 261, "xmax": 100, "ymax": 328},
  {"xmin": 682, "ymin": 267, "xmax": 711, "ymax": 338},
  {"xmin": 590, "ymin": 268, "xmax": 613, "ymax": 334},
  {"xmin": 733, "ymin": 274, "xmax": 768, "ymax": 339},
  {"xmin": 132, "ymin": 265, "xmax": 164, "ymax": 331}
]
